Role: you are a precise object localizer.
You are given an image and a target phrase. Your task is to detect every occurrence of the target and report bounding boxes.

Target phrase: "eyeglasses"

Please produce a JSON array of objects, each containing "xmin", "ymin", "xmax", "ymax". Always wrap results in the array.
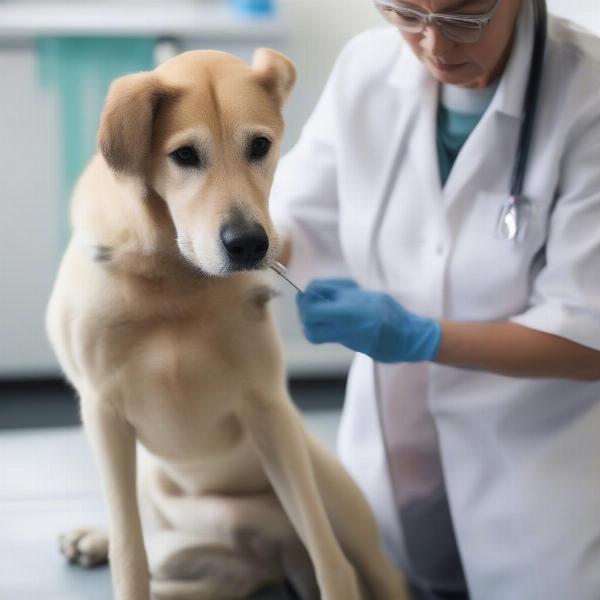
[{"xmin": 374, "ymin": 0, "xmax": 501, "ymax": 43}]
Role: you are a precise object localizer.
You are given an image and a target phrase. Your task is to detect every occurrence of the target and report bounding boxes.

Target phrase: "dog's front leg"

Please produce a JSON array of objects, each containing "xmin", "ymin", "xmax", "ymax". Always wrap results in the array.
[
  {"xmin": 240, "ymin": 387, "xmax": 361, "ymax": 600},
  {"xmin": 81, "ymin": 396, "xmax": 149, "ymax": 600}
]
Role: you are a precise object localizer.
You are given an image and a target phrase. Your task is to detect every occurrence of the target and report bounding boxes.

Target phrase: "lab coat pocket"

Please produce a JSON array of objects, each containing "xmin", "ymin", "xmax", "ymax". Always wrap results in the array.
[{"xmin": 447, "ymin": 191, "xmax": 548, "ymax": 321}]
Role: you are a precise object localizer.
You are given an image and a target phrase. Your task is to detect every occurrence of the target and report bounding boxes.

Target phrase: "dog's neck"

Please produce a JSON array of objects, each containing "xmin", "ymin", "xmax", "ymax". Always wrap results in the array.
[{"xmin": 73, "ymin": 158, "xmax": 207, "ymax": 288}]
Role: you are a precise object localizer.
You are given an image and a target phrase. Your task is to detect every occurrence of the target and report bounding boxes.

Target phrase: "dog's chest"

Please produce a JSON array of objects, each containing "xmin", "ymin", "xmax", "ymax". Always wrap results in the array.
[{"xmin": 117, "ymin": 319, "xmax": 248, "ymax": 463}]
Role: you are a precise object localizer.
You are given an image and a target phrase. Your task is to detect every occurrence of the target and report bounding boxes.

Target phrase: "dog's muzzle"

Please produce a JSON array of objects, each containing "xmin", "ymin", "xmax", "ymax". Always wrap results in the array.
[{"xmin": 220, "ymin": 221, "xmax": 269, "ymax": 270}]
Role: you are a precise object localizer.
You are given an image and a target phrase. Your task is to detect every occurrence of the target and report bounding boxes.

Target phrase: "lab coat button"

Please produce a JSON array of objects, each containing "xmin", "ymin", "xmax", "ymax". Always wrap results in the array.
[{"xmin": 435, "ymin": 244, "xmax": 445, "ymax": 255}]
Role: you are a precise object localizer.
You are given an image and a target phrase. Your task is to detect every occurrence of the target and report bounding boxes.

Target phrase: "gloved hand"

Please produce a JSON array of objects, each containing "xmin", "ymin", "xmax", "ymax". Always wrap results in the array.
[{"xmin": 296, "ymin": 278, "xmax": 441, "ymax": 363}]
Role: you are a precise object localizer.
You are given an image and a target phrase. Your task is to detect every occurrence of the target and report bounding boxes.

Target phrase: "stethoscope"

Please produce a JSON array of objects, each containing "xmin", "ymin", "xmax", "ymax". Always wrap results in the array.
[{"xmin": 497, "ymin": 0, "xmax": 548, "ymax": 242}]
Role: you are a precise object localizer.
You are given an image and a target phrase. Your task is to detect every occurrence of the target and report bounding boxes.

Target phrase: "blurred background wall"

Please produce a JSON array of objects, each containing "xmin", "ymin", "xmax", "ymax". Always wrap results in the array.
[
  {"xmin": 0, "ymin": 0, "xmax": 598, "ymax": 380},
  {"xmin": 280, "ymin": 0, "xmax": 380, "ymax": 148}
]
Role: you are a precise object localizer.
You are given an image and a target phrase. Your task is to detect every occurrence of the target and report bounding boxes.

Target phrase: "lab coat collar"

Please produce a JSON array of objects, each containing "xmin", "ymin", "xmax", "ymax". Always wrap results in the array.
[{"xmin": 386, "ymin": 0, "xmax": 535, "ymax": 119}]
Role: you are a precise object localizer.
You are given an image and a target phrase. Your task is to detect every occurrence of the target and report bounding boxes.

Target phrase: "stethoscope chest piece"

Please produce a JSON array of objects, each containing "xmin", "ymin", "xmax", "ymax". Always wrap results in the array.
[
  {"xmin": 495, "ymin": 195, "xmax": 534, "ymax": 242},
  {"xmin": 497, "ymin": 199, "xmax": 518, "ymax": 241}
]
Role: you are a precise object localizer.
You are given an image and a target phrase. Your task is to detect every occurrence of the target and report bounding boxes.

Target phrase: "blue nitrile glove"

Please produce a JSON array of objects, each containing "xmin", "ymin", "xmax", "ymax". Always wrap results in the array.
[{"xmin": 296, "ymin": 278, "xmax": 441, "ymax": 363}]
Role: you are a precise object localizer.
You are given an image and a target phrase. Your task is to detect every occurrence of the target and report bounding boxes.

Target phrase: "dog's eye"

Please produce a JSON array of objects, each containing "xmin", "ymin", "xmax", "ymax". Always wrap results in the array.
[
  {"xmin": 170, "ymin": 146, "xmax": 201, "ymax": 167},
  {"xmin": 247, "ymin": 136, "xmax": 272, "ymax": 161}
]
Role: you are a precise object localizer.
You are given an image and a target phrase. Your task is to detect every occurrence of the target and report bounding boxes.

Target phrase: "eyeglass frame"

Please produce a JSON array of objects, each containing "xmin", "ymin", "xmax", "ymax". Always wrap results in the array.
[{"xmin": 374, "ymin": 0, "xmax": 502, "ymax": 43}]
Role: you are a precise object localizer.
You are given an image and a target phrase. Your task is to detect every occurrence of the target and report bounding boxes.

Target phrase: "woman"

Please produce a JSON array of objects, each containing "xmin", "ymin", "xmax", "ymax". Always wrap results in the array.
[{"xmin": 271, "ymin": 0, "xmax": 600, "ymax": 598}]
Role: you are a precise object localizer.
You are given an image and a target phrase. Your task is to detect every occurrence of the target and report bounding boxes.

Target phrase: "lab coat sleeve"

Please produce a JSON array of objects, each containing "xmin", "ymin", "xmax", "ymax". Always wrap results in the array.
[
  {"xmin": 270, "ymin": 51, "xmax": 348, "ymax": 288},
  {"xmin": 510, "ymin": 96, "xmax": 600, "ymax": 351}
]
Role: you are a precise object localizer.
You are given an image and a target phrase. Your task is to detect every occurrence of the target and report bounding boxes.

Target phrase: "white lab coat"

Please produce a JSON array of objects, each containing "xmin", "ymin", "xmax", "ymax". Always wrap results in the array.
[{"xmin": 271, "ymin": 0, "xmax": 600, "ymax": 597}]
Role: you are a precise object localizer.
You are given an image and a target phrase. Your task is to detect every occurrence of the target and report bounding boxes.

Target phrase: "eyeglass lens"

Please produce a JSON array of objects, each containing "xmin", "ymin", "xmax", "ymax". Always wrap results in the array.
[{"xmin": 377, "ymin": 5, "xmax": 487, "ymax": 43}]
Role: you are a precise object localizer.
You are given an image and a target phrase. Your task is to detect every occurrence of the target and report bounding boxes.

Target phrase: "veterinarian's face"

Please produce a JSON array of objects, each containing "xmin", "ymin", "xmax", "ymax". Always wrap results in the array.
[
  {"xmin": 150, "ymin": 55, "xmax": 288, "ymax": 276},
  {"xmin": 393, "ymin": 0, "xmax": 521, "ymax": 89}
]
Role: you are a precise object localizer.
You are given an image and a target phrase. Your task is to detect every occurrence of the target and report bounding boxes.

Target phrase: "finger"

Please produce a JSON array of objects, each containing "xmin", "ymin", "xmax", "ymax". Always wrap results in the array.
[
  {"xmin": 303, "ymin": 278, "xmax": 359, "ymax": 299},
  {"xmin": 303, "ymin": 322, "xmax": 344, "ymax": 345},
  {"xmin": 296, "ymin": 287, "xmax": 361, "ymax": 323},
  {"xmin": 299, "ymin": 300, "xmax": 359, "ymax": 327},
  {"xmin": 297, "ymin": 297, "xmax": 356, "ymax": 327},
  {"xmin": 296, "ymin": 288, "xmax": 352, "ymax": 316}
]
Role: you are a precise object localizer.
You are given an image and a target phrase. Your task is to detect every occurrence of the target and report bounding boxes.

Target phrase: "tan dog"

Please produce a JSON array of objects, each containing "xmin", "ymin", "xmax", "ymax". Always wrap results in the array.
[{"xmin": 46, "ymin": 48, "xmax": 407, "ymax": 600}]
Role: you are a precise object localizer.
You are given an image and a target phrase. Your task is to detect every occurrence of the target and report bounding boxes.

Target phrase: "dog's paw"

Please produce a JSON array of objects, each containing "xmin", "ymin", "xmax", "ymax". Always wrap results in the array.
[{"xmin": 59, "ymin": 527, "xmax": 109, "ymax": 567}]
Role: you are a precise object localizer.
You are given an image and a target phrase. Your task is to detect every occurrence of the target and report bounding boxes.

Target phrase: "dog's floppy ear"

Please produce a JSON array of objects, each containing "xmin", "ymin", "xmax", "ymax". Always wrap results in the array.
[
  {"xmin": 251, "ymin": 48, "xmax": 296, "ymax": 107},
  {"xmin": 98, "ymin": 72, "xmax": 174, "ymax": 176}
]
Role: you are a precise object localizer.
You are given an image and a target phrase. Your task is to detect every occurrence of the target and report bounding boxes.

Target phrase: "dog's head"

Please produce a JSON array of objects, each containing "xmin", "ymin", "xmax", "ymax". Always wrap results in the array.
[{"xmin": 97, "ymin": 49, "xmax": 295, "ymax": 276}]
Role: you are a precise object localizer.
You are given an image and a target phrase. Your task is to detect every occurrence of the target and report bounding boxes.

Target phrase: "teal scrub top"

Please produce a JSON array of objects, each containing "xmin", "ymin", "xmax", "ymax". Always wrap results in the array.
[{"xmin": 436, "ymin": 82, "xmax": 498, "ymax": 186}]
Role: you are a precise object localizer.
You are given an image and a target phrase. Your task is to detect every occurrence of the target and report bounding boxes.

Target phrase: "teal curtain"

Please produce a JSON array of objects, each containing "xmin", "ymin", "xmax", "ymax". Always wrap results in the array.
[{"xmin": 37, "ymin": 37, "xmax": 156, "ymax": 249}]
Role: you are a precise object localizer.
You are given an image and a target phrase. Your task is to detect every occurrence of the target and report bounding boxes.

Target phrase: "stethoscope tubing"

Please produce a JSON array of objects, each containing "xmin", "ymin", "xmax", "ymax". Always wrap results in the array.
[{"xmin": 511, "ymin": 0, "xmax": 548, "ymax": 200}]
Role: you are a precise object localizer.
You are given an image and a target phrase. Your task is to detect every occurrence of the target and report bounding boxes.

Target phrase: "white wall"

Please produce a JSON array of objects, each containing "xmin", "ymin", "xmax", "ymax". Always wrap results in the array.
[
  {"xmin": 548, "ymin": 0, "xmax": 600, "ymax": 32},
  {"xmin": 280, "ymin": 0, "xmax": 382, "ymax": 149}
]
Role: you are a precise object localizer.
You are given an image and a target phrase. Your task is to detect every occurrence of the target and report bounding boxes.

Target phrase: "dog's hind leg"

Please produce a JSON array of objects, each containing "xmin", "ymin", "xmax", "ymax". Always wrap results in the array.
[
  {"xmin": 59, "ymin": 527, "xmax": 109, "ymax": 567},
  {"xmin": 140, "ymin": 461, "xmax": 319, "ymax": 599}
]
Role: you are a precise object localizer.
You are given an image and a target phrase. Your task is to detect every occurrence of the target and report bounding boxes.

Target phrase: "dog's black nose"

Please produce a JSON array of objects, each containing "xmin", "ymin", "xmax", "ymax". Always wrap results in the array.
[{"xmin": 220, "ymin": 222, "xmax": 269, "ymax": 268}]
